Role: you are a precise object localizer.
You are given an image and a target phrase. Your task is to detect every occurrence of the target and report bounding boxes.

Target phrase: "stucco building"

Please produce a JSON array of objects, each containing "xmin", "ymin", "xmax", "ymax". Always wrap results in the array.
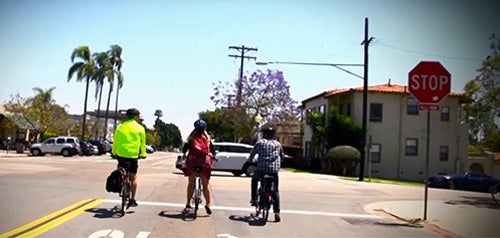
[{"xmin": 301, "ymin": 82, "xmax": 468, "ymax": 181}]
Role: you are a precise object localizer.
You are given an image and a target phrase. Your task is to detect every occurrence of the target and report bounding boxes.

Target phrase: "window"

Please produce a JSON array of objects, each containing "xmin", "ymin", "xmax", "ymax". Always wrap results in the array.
[
  {"xmin": 305, "ymin": 141, "xmax": 311, "ymax": 158},
  {"xmin": 56, "ymin": 138, "xmax": 65, "ymax": 144},
  {"xmin": 405, "ymin": 138, "xmax": 418, "ymax": 156},
  {"xmin": 440, "ymin": 146, "xmax": 449, "ymax": 161},
  {"xmin": 370, "ymin": 103, "xmax": 383, "ymax": 122},
  {"xmin": 441, "ymin": 106, "xmax": 450, "ymax": 121},
  {"xmin": 44, "ymin": 138, "xmax": 55, "ymax": 145},
  {"xmin": 228, "ymin": 145, "xmax": 252, "ymax": 153},
  {"xmin": 407, "ymin": 98, "xmax": 419, "ymax": 115},
  {"xmin": 306, "ymin": 108, "xmax": 312, "ymax": 123},
  {"xmin": 319, "ymin": 104, "xmax": 326, "ymax": 114},
  {"xmin": 346, "ymin": 103, "xmax": 351, "ymax": 116},
  {"xmin": 339, "ymin": 104, "xmax": 344, "ymax": 114},
  {"xmin": 370, "ymin": 144, "xmax": 381, "ymax": 163}
]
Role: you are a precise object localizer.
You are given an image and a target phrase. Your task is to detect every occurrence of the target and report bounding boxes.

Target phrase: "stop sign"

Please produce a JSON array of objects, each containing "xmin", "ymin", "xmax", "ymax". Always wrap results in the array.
[{"xmin": 408, "ymin": 61, "xmax": 451, "ymax": 104}]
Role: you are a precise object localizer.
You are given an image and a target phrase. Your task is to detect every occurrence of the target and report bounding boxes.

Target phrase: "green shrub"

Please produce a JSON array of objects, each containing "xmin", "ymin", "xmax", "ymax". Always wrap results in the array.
[
  {"xmin": 325, "ymin": 145, "xmax": 360, "ymax": 161},
  {"xmin": 325, "ymin": 145, "xmax": 360, "ymax": 175}
]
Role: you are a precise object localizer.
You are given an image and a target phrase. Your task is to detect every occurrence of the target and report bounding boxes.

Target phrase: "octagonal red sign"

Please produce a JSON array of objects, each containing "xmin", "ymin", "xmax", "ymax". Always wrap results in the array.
[{"xmin": 408, "ymin": 61, "xmax": 451, "ymax": 104}]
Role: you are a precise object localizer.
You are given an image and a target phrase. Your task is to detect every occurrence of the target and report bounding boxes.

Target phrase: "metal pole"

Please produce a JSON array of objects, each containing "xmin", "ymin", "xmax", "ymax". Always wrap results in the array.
[{"xmin": 424, "ymin": 110, "xmax": 430, "ymax": 220}]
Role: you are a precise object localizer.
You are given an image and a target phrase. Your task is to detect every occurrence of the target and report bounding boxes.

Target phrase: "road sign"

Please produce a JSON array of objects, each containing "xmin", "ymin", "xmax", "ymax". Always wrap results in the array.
[
  {"xmin": 419, "ymin": 103, "xmax": 440, "ymax": 111},
  {"xmin": 408, "ymin": 61, "xmax": 451, "ymax": 104}
]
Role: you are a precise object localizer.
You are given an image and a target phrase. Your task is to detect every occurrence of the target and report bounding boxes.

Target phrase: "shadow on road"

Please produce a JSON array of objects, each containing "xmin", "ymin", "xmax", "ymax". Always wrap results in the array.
[
  {"xmin": 171, "ymin": 171, "xmax": 250, "ymax": 179},
  {"xmin": 445, "ymin": 195, "xmax": 500, "ymax": 209},
  {"xmin": 228, "ymin": 214, "xmax": 267, "ymax": 226},
  {"xmin": 85, "ymin": 206, "xmax": 132, "ymax": 218},
  {"xmin": 159, "ymin": 210, "xmax": 210, "ymax": 222}
]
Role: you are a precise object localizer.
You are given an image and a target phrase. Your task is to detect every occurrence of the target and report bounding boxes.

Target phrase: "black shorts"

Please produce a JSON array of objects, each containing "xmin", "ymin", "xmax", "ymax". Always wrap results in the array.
[{"xmin": 117, "ymin": 157, "xmax": 139, "ymax": 174}]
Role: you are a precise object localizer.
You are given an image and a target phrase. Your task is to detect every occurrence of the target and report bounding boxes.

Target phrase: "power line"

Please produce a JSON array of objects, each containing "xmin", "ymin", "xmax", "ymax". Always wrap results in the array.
[
  {"xmin": 228, "ymin": 45, "xmax": 258, "ymax": 106},
  {"xmin": 376, "ymin": 41, "xmax": 483, "ymax": 62}
]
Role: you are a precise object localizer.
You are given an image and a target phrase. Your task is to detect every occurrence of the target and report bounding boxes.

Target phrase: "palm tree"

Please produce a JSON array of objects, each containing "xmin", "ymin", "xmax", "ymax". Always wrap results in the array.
[
  {"xmin": 68, "ymin": 46, "xmax": 95, "ymax": 139},
  {"xmin": 154, "ymin": 109, "xmax": 163, "ymax": 127},
  {"xmin": 93, "ymin": 51, "xmax": 114, "ymax": 139},
  {"xmin": 108, "ymin": 45, "xmax": 124, "ymax": 132}
]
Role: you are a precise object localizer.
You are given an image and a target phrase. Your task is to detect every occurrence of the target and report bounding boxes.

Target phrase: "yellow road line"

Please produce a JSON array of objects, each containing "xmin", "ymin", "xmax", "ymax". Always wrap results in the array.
[{"xmin": 0, "ymin": 198, "xmax": 102, "ymax": 238}]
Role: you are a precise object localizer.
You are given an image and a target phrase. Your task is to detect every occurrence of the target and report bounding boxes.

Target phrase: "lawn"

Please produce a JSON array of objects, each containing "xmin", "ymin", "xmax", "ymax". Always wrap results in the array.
[{"xmin": 284, "ymin": 167, "xmax": 425, "ymax": 187}]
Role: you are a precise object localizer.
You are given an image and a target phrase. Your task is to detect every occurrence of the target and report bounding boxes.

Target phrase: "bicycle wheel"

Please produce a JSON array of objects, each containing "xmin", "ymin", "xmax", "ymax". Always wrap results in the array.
[
  {"xmin": 121, "ymin": 179, "xmax": 130, "ymax": 216},
  {"xmin": 492, "ymin": 182, "xmax": 500, "ymax": 205},
  {"xmin": 260, "ymin": 195, "xmax": 269, "ymax": 224},
  {"xmin": 193, "ymin": 177, "xmax": 201, "ymax": 217}
]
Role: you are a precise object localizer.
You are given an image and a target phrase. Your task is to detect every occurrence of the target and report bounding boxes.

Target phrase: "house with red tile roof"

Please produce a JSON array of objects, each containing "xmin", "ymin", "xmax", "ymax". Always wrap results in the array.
[{"xmin": 301, "ymin": 82, "xmax": 469, "ymax": 181}]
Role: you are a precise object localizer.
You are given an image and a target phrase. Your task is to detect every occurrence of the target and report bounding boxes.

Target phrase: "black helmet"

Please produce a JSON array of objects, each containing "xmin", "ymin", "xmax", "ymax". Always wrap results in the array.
[
  {"xmin": 126, "ymin": 108, "xmax": 141, "ymax": 117},
  {"xmin": 260, "ymin": 127, "xmax": 275, "ymax": 139},
  {"xmin": 194, "ymin": 119, "xmax": 207, "ymax": 131}
]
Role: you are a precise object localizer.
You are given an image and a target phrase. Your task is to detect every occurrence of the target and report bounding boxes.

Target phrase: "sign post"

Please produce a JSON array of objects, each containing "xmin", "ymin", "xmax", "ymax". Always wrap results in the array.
[{"xmin": 408, "ymin": 61, "xmax": 451, "ymax": 220}]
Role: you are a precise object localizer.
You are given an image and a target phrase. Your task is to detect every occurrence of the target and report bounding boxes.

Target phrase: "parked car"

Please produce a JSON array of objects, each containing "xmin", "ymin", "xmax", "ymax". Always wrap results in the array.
[
  {"xmin": 146, "ymin": 145, "xmax": 155, "ymax": 154},
  {"xmin": 79, "ymin": 141, "xmax": 96, "ymax": 156},
  {"xmin": 30, "ymin": 136, "xmax": 80, "ymax": 157},
  {"xmin": 428, "ymin": 171, "xmax": 500, "ymax": 193},
  {"xmin": 176, "ymin": 142, "xmax": 260, "ymax": 177},
  {"xmin": 88, "ymin": 140, "xmax": 109, "ymax": 155}
]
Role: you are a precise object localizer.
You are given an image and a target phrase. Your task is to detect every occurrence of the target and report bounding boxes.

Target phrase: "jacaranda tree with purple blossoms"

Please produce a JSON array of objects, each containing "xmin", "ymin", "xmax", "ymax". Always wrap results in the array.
[{"xmin": 211, "ymin": 69, "xmax": 299, "ymax": 142}]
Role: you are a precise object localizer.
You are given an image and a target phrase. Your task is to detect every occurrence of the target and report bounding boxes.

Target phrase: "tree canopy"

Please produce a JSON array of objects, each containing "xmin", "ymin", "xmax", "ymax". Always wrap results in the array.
[
  {"xmin": 463, "ymin": 34, "xmax": 500, "ymax": 151},
  {"xmin": 210, "ymin": 69, "xmax": 299, "ymax": 141}
]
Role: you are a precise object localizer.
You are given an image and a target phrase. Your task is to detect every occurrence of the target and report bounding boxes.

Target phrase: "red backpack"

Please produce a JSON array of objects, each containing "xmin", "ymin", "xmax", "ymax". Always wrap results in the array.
[{"xmin": 189, "ymin": 136, "xmax": 209, "ymax": 158}]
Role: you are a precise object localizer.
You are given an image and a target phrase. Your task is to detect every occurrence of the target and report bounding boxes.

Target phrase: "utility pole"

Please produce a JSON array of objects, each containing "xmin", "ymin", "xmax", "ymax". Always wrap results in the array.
[
  {"xmin": 359, "ymin": 17, "xmax": 374, "ymax": 181},
  {"xmin": 228, "ymin": 45, "xmax": 258, "ymax": 106}
]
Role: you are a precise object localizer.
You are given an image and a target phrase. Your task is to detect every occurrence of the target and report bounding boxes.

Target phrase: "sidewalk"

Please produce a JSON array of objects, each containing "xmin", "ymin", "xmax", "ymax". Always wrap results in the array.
[
  {"xmin": 365, "ymin": 200, "xmax": 500, "ymax": 237},
  {"xmin": 0, "ymin": 149, "xmax": 29, "ymax": 157}
]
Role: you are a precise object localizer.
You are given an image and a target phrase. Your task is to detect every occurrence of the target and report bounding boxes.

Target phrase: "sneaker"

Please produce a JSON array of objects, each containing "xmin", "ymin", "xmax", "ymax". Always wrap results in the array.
[
  {"xmin": 205, "ymin": 205, "xmax": 212, "ymax": 215},
  {"xmin": 250, "ymin": 200, "xmax": 258, "ymax": 207},
  {"xmin": 183, "ymin": 205, "xmax": 192, "ymax": 213},
  {"xmin": 129, "ymin": 199, "xmax": 138, "ymax": 207},
  {"xmin": 274, "ymin": 213, "xmax": 281, "ymax": 222}
]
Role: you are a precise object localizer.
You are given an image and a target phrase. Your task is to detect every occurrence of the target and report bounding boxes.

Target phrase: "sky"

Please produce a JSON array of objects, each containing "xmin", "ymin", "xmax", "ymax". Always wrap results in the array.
[{"xmin": 1, "ymin": 0, "xmax": 499, "ymax": 139}]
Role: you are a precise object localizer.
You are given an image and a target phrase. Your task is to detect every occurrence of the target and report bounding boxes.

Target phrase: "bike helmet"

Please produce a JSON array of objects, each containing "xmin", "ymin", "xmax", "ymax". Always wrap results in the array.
[
  {"xmin": 260, "ymin": 127, "xmax": 275, "ymax": 139},
  {"xmin": 194, "ymin": 119, "xmax": 207, "ymax": 131},
  {"xmin": 126, "ymin": 108, "xmax": 141, "ymax": 117}
]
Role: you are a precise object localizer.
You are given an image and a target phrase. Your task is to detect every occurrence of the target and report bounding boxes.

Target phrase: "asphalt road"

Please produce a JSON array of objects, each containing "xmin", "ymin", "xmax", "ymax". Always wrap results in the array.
[{"xmin": 0, "ymin": 151, "xmax": 493, "ymax": 237}]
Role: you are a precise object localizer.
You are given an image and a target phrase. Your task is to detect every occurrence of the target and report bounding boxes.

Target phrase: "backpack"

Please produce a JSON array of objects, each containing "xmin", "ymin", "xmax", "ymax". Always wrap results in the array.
[
  {"xmin": 105, "ymin": 169, "xmax": 122, "ymax": 193},
  {"xmin": 189, "ymin": 137, "xmax": 209, "ymax": 158}
]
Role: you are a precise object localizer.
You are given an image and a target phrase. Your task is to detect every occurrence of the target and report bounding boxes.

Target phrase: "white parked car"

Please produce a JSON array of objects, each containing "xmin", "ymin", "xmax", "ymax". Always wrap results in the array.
[
  {"xmin": 31, "ymin": 136, "xmax": 80, "ymax": 157},
  {"xmin": 176, "ymin": 142, "xmax": 258, "ymax": 177}
]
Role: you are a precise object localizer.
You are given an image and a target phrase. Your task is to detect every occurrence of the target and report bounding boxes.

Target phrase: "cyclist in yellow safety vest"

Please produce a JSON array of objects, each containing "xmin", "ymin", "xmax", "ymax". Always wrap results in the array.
[{"xmin": 112, "ymin": 108, "xmax": 148, "ymax": 207}]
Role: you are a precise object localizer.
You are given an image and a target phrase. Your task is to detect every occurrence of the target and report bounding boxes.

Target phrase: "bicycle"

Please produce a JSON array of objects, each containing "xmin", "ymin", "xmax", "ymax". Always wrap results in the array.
[
  {"xmin": 254, "ymin": 174, "xmax": 275, "ymax": 224},
  {"xmin": 118, "ymin": 165, "xmax": 132, "ymax": 217},
  {"xmin": 192, "ymin": 166, "xmax": 203, "ymax": 218},
  {"xmin": 117, "ymin": 157, "xmax": 145, "ymax": 217},
  {"xmin": 491, "ymin": 182, "xmax": 500, "ymax": 205}
]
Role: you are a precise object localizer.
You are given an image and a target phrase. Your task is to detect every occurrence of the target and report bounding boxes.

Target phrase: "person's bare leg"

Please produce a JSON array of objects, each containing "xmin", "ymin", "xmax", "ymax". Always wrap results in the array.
[
  {"xmin": 186, "ymin": 175, "xmax": 195, "ymax": 207},
  {"xmin": 131, "ymin": 173, "xmax": 137, "ymax": 199},
  {"xmin": 201, "ymin": 177, "xmax": 211, "ymax": 206},
  {"xmin": 202, "ymin": 177, "xmax": 213, "ymax": 214}
]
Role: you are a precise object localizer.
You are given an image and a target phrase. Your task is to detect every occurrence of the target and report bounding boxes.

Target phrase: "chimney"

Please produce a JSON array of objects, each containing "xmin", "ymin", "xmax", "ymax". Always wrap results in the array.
[{"xmin": 388, "ymin": 78, "xmax": 391, "ymax": 86}]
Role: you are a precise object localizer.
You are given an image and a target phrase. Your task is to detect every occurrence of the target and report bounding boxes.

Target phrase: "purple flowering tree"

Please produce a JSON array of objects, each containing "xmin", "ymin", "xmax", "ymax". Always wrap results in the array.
[{"xmin": 211, "ymin": 69, "xmax": 299, "ymax": 141}]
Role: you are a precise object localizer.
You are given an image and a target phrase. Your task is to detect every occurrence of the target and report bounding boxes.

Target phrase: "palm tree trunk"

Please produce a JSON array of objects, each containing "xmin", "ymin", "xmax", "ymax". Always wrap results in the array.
[
  {"xmin": 82, "ymin": 78, "xmax": 90, "ymax": 139},
  {"xmin": 95, "ymin": 84, "xmax": 103, "ymax": 139},
  {"xmin": 103, "ymin": 86, "xmax": 113, "ymax": 140},
  {"xmin": 113, "ymin": 87, "xmax": 120, "ymax": 131}
]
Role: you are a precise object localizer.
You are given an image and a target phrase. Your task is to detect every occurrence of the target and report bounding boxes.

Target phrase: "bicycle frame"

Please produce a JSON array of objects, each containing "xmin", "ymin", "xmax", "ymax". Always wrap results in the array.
[
  {"xmin": 192, "ymin": 167, "xmax": 203, "ymax": 218},
  {"xmin": 119, "ymin": 167, "xmax": 131, "ymax": 217},
  {"xmin": 255, "ymin": 175, "xmax": 274, "ymax": 223},
  {"xmin": 491, "ymin": 182, "xmax": 500, "ymax": 205}
]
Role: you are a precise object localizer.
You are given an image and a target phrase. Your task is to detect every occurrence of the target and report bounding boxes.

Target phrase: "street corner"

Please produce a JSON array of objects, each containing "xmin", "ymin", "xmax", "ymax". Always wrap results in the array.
[{"xmin": 362, "ymin": 200, "xmax": 423, "ymax": 224}]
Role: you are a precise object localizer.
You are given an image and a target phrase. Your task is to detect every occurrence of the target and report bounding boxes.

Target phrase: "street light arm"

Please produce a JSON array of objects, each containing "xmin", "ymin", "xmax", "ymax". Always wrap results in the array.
[
  {"xmin": 330, "ymin": 65, "xmax": 364, "ymax": 80},
  {"xmin": 256, "ymin": 61, "xmax": 364, "ymax": 80}
]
